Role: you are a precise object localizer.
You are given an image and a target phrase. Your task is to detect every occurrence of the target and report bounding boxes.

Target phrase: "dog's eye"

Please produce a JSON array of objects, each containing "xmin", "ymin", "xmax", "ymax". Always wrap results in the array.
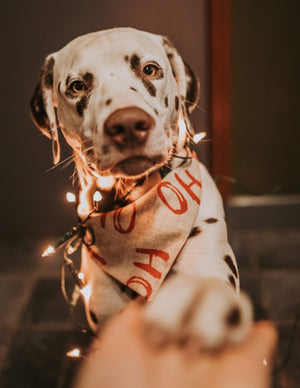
[
  {"xmin": 70, "ymin": 80, "xmax": 87, "ymax": 92},
  {"xmin": 143, "ymin": 64, "xmax": 159, "ymax": 77}
]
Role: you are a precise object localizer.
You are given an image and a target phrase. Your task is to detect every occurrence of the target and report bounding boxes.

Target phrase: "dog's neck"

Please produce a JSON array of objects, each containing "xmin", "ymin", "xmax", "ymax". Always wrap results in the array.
[{"xmin": 75, "ymin": 142, "xmax": 192, "ymax": 219}]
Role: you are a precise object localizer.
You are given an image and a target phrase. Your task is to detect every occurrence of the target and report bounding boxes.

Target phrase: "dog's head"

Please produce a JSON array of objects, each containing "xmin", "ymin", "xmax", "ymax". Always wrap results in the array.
[{"xmin": 30, "ymin": 28, "xmax": 199, "ymax": 179}]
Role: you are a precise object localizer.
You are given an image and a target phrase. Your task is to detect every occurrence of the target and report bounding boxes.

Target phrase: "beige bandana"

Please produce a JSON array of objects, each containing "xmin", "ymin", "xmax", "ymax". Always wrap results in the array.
[{"xmin": 83, "ymin": 157, "xmax": 202, "ymax": 301}]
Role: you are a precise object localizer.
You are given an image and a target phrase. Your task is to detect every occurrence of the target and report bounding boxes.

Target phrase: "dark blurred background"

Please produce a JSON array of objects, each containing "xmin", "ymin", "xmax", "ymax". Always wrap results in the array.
[{"xmin": 0, "ymin": 1, "xmax": 299, "ymax": 387}]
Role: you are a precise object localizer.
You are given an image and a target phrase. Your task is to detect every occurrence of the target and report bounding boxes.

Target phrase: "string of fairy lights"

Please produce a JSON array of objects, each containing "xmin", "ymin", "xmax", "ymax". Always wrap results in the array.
[
  {"xmin": 40, "ymin": 125, "xmax": 288, "ymax": 370},
  {"xmin": 40, "ymin": 124, "xmax": 206, "ymax": 359}
]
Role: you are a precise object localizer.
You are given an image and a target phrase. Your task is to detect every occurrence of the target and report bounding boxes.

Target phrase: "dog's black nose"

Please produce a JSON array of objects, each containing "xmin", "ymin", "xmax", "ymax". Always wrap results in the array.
[{"xmin": 104, "ymin": 107, "xmax": 154, "ymax": 147}]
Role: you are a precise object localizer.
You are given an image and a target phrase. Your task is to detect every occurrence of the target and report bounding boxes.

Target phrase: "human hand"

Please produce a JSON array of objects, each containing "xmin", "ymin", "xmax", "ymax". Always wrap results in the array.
[{"xmin": 74, "ymin": 302, "xmax": 277, "ymax": 388}]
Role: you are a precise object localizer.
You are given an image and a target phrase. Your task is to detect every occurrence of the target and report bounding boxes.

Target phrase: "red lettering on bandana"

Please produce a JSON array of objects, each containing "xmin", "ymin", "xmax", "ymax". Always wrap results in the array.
[
  {"xmin": 86, "ymin": 246, "xmax": 107, "ymax": 265},
  {"xmin": 113, "ymin": 202, "xmax": 136, "ymax": 234},
  {"xmin": 157, "ymin": 181, "xmax": 187, "ymax": 214},
  {"xmin": 126, "ymin": 276, "xmax": 152, "ymax": 299},
  {"xmin": 175, "ymin": 170, "xmax": 202, "ymax": 205},
  {"xmin": 133, "ymin": 248, "xmax": 170, "ymax": 279},
  {"xmin": 100, "ymin": 213, "xmax": 107, "ymax": 229}
]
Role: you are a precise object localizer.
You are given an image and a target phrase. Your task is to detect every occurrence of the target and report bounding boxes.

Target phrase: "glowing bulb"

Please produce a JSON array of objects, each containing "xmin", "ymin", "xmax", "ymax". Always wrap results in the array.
[
  {"xmin": 78, "ymin": 272, "xmax": 85, "ymax": 280},
  {"xmin": 42, "ymin": 245, "xmax": 55, "ymax": 257},
  {"xmin": 80, "ymin": 284, "xmax": 92, "ymax": 302},
  {"xmin": 97, "ymin": 175, "xmax": 115, "ymax": 189},
  {"xmin": 66, "ymin": 348, "xmax": 81, "ymax": 358},
  {"xmin": 67, "ymin": 245, "xmax": 76, "ymax": 254},
  {"xmin": 91, "ymin": 172, "xmax": 115, "ymax": 189},
  {"xmin": 93, "ymin": 191, "xmax": 102, "ymax": 202},
  {"xmin": 193, "ymin": 132, "xmax": 207, "ymax": 144},
  {"xmin": 263, "ymin": 358, "xmax": 267, "ymax": 367},
  {"xmin": 178, "ymin": 114, "xmax": 187, "ymax": 143},
  {"xmin": 66, "ymin": 192, "xmax": 76, "ymax": 203}
]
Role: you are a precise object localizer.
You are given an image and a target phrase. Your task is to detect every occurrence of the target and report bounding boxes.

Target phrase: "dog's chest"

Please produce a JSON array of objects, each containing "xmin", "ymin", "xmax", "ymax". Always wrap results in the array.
[{"xmin": 82, "ymin": 158, "xmax": 202, "ymax": 300}]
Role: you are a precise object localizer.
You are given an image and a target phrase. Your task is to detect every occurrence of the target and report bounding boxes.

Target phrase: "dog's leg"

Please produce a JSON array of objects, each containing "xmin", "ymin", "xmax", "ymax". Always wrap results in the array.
[{"xmin": 143, "ymin": 162, "xmax": 253, "ymax": 350}]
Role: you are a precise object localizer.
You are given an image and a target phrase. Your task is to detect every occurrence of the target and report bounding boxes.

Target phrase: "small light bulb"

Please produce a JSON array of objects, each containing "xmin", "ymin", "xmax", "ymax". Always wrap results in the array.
[
  {"xmin": 193, "ymin": 132, "xmax": 207, "ymax": 144},
  {"xmin": 97, "ymin": 175, "xmax": 115, "ymax": 189},
  {"xmin": 178, "ymin": 115, "xmax": 187, "ymax": 143},
  {"xmin": 66, "ymin": 348, "xmax": 81, "ymax": 358},
  {"xmin": 80, "ymin": 284, "xmax": 92, "ymax": 302},
  {"xmin": 93, "ymin": 191, "xmax": 102, "ymax": 202},
  {"xmin": 42, "ymin": 245, "xmax": 55, "ymax": 257},
  {"xmin": 66, "ymin": 192, "xmax": 76, "ymax": 203}
]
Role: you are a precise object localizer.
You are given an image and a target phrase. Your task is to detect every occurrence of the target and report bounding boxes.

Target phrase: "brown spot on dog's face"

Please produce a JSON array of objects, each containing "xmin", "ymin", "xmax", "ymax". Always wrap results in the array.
[
  {"xmin": 164, "ymin": 96, "xmax": 168, "ymax": 107},
  {"xmin": 130, "ymin": 54, "xmax": 141, "ymax": 72},
  {"xmin": 205, "ymin": 218, "xmax": 218, "ymax": 224},
  {"xmin": 83, "ymin": 72, "xmax": 94, "ymax": 87},
  {"xmin": 228, "ymin": 275, "xmax": 236, "ymax": 290},
  {"xmin": 124, "ymin": 55, "xmax": 129, "ymax": 62},
  {"xmin": 188, "ymin": 226, "xmax": 202, "ymax": 238},
  {"xmin": 224, "ymin": 255, "xmax": 238, "ymax": 278},
  {"xmin": 76, "ymin": 95, "xmax": 90, "ymax": 116},
  {"xmin": 105, "ymin": 99, "xmax": 112, "ymax": 106},
  {"xmin": 58, "ymin": 82, "xmax": 61, "ymax": 94},
  {"xmin": 142, "ymin": 79, "xmax": 156, "ymax": 97},
  {"xmin": 130, "ymin": 86, "xmax": 137, "ymax": 92}
]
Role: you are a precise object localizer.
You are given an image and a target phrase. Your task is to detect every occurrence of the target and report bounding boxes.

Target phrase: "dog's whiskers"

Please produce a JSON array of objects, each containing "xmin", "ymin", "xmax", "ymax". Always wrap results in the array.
[
  {"xmin": 46, "ymin": 154, "xmax": 74, "ymax": 172},
  {"xmin": 182, "ymin": 98, "xmax": 207, "ymax": 114}
]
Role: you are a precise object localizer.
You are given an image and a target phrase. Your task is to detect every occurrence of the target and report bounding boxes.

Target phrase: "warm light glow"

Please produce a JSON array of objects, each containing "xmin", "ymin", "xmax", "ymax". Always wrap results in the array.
[
  {"xmin": 93, "ymin": 191, "xmax": 102, "ymax": 202},
  {"xmin": 91, "ymin": 171, "xmax": 115, "ymax": 189},
  {"xmin": 263, "ymin": 358, "xmax": 267, "ymax": 367},
  {"xmin": 42, "ymin": 245, "xmax": 55, "ymax": 257},
  {"xmin": 80, "ymin": 284, "xmax": 92, "ymax": 302},
  {"xmin": 78, "ymin": 272, "xmax": 85, "ymax": 280},
  {"xmin": 67, "ymin": 245, "xmax": 76, "ymax": 254},
  {"xmin": 78, "ymin": 186, "xmax": 91, "ymax": 216},
  {"xmin": 66, "ymin": 192, "xmax": 76, "ymax": 203},
  {"xmin": 66, "ymin": 348, "xmax": 81, "ymax": 358},
  {"xmin": 178, "ymin": 114, "xmax": 187, "ymax": 144},
  {"xmin": 193, "ymin": 132, "xmax": 207, "ymax": 144},
  {"xmin": 97, "ymin": 175, "xmax": 115, "ymax": 189}
]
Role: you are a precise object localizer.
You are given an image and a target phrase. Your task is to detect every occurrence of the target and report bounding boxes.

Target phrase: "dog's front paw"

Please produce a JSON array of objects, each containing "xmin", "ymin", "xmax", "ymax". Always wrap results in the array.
[{"xmin": 143, "ymin": 275, "xmax": 253, "ymax": 350}]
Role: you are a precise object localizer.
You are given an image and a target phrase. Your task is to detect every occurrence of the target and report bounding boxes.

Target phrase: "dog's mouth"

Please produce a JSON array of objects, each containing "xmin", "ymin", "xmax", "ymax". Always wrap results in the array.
[{"xmin": 113, "ymin": 156, "xmax": 163, "ymax": 177}]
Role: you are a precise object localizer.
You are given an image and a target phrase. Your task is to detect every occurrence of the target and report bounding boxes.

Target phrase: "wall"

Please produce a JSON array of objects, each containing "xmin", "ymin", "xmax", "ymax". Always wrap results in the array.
[{"xmin": 232, "ymin": 0, "xmax": 299, "ymax": 195}]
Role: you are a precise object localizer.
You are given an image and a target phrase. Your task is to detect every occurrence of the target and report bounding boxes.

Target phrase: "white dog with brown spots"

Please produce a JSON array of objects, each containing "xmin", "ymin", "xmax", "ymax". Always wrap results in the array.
[{"xmin": 30, "ymin": 27, "xmax": 252, "ymax": 350}]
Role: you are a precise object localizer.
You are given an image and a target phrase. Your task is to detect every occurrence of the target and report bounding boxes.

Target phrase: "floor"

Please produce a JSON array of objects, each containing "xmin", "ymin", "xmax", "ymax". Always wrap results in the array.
[{"xmin": 0, "ymin": 226, "xmax": 299, "ymax": 387}]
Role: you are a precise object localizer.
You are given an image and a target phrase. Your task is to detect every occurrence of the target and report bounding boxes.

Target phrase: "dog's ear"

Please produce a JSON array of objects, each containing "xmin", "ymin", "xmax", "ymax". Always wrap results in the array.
[
  {"xmin": 30, "ymin": 53, "xmax": 60, "ymax": 165},
  {"xmin": 161, "ymin": 37, "xmax": 200, "ymax": 114},
  {"xmin": 161, "ymin": 37, "xmax": 200, "ymax": 137},
  {"xmin": 183, "ymin": 61, "xmax": 200, "ymax": 114}
]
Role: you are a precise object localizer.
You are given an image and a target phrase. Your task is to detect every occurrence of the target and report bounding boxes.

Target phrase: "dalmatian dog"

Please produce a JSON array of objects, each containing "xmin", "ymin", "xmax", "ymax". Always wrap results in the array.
[{"xmin": 30, "ymin": 27, "xmax": 252, "ymax": 350}]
